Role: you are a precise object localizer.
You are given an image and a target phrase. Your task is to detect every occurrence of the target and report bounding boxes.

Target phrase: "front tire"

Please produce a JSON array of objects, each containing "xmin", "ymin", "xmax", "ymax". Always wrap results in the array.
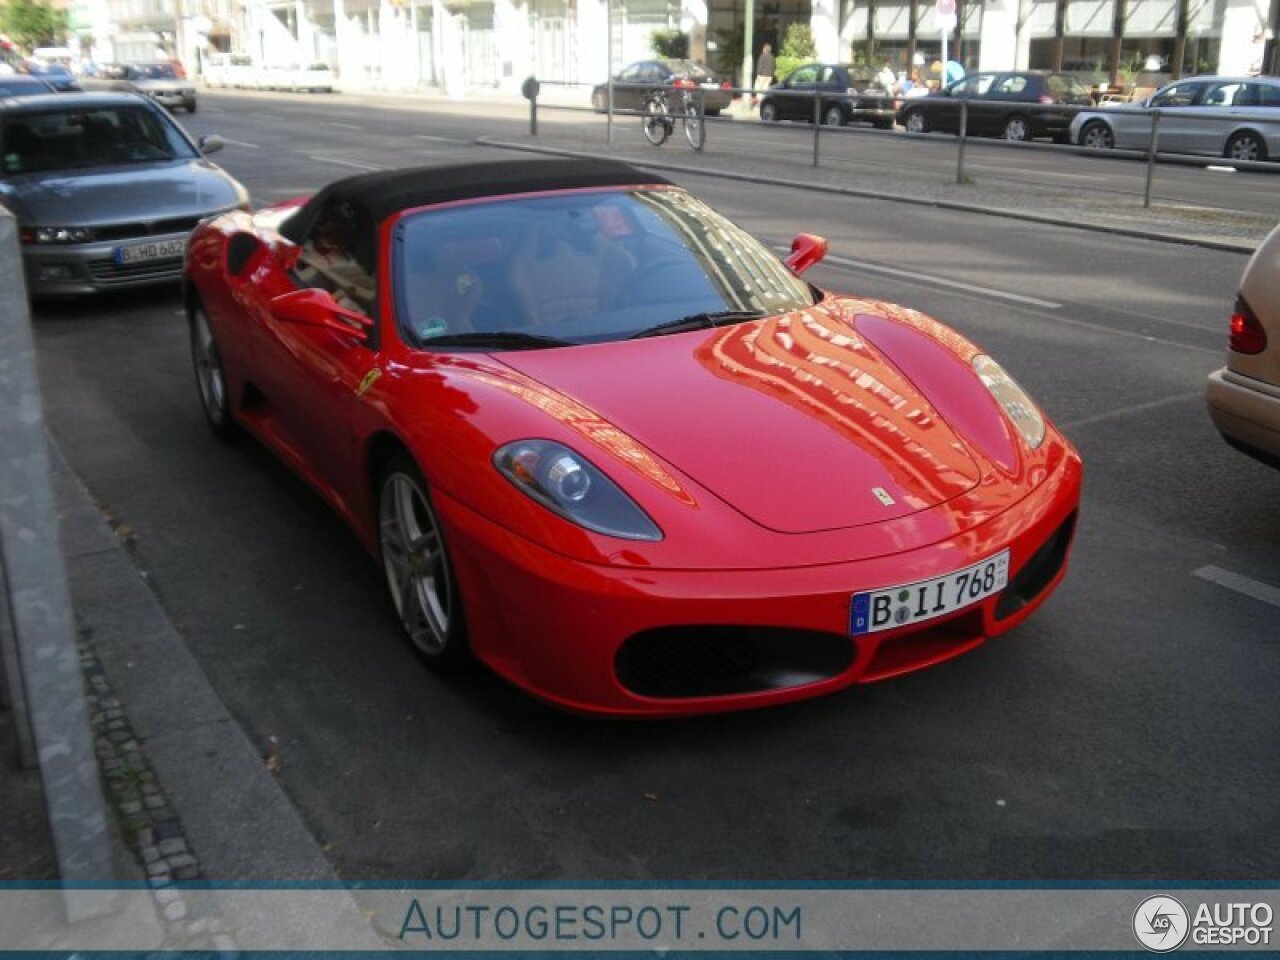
[
  {"xmin": 1002, "ymin": 114, "xmax": 1031, "ymax": 141},
  {"xmin": 641, "ymin": 96, "xmax": 672, "ymax": 146},
  {"xmin": 1225, "ymin": 130, "xmax": 1266, "ymax": 163},
  {"xmin": 683, "ymin": 104, "xmax": 705, "ymax": 151},
  {"xmin": 378, "ymin": 455, "xmax": 471, "ymax": 671},
  {"xmin": 189, "ymin": 300, "xmax": 235, "ymax": 441},
  {"xmin": 1080, "ymin": 119, "xmax": 1114, "ymax": 150},
  {"xmin": 904, "ymin": 107, "xmax": 928, "ymax": 134},
  {"xmin": 823, "ymin": 104, "xmax": 845, "ymax": 127}
]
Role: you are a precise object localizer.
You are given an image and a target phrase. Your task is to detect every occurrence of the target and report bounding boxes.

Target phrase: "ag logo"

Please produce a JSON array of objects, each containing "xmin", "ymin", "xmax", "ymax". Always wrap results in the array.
[{"xmin": 1133, "ymin": 895, "xmax": 1190, "ymax": 953}]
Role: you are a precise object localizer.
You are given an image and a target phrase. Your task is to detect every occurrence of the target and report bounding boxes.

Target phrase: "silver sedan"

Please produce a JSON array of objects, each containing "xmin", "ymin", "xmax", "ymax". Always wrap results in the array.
[
  {"xmin": 0, "ymin": 91, "xmax": 248, "ymax": 297},
  {"xmin": 1070, "ymin": 75, "xmax": 1280, "ymax": 162}
]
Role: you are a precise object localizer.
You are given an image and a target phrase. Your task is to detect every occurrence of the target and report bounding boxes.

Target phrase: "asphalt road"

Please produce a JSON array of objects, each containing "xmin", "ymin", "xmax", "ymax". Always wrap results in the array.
[{"xmin": 31, "ymin": 90, "xmax": 1280, "ymax": 880}]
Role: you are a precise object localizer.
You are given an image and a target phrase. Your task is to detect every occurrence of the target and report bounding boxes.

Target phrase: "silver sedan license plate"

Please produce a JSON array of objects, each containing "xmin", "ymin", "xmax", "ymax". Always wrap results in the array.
[
  {"xmin": 850, "ymin": 549, "xmax": 1011, "ymax": 636},
  {"xmin": 115, "ymin": 238, "xmax": 185, "ymax": 264}
]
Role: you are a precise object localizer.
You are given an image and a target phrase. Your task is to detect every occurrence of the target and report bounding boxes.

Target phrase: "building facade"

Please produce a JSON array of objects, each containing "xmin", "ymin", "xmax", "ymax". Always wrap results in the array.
[{"xmin": 68, "ymin": 0, "xmax": 1276, "ymax": 92}]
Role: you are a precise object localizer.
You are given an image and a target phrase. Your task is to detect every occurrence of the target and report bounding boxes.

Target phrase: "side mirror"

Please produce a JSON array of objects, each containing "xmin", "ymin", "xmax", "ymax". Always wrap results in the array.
[
  {"xmin": 785, "ymin": 233, "xmax": 828, "ymax": 275},
  {"xmin": 198, "ymin": 134, "xmax": 224, "ymax": 155},
  {"xmin": 270, "ymin": 288, "xmax": 373, "ymax": 340}
]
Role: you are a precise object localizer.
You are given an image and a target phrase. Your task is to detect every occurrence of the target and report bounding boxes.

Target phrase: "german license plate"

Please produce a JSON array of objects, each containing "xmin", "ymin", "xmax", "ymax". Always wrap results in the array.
[
  {"xmin": 114, "ymin": 238, "xmax": 185, "ymax": 264},
  {"xmin": 850, "ymin": 550, "xmax": 1010, "ymax": 636}
]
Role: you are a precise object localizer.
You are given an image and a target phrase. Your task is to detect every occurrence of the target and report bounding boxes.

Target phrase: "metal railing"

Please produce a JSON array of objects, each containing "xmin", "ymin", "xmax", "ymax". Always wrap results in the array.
[{"xmin": 521, "ymin": 78, "xmax": 1279, "ymax": 208}]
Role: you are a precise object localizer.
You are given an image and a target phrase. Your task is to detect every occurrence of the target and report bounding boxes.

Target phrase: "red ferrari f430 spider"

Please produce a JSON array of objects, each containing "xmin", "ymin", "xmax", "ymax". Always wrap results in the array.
[{"xmin": 184, "ymin": 157, "xmax": 1081, "ymax": 716}]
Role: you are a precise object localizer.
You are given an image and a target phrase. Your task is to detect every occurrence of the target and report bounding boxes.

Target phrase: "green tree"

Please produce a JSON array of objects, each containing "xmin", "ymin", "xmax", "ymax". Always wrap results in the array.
[
  {"xmin": 0, "ymin": 0, "xmax": 69, "ymax": 50},
  {"xmin": 775, "ymin": 22, "xmax": 817, "ymax": 79},
  {"xmin": 780, "ymin": 23, "xmax": 815, "ymax": 60},
  {"xmin": 650, "ymin": 28, "xmax": 689, "ymax": 59}
]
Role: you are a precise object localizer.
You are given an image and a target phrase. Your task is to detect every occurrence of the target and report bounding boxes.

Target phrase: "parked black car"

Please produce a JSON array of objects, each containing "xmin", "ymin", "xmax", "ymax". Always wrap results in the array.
[
  {"xmin": 896, "ymin": 71, "xmax": 1091, "ymax": 142},
  {"xmin": 591, "ymin": 59, "xmax": 732, "ymax": 116},
  {"xmin": 759, "ymin": 63, "xmax": 895, "ymax": 128},
  {"xmin": 23, "ymin": 62, "xmax": 80, "ymax": 92},
  {"xmin": 0, "ymin": 74, "xmax": 57, "ymax": 98}
]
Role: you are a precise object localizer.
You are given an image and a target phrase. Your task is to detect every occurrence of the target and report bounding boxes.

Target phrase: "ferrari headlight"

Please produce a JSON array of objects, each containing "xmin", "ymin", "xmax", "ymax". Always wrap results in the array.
[
  {"xmin": 494, "ymin": 439, "xmax": 663, "ymax": 541},
  {"xmin": 32, "ymin": 227, "xmax": 91, "ymax": 244},
  {"xmin": 973, "ymin": 355, "xmax": 1045, "ymax": 449}
]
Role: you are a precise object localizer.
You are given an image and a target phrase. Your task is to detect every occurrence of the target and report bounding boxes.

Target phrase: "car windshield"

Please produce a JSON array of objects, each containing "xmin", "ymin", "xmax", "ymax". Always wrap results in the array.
[
  {"xmin": 1047, "ymin": 73, "xmax": 1087, "ymax": 96},
  {"xmin": 0, "ymin": 105, "xmax": 198, "ymax": 174},
  {"xmin": 844, "ymin": 66, "xmax": 877, "ymax": 86},
  {"xmin": 132, "ymin": 64, "xmax": 177, "ymax": 79},
  {"xmin": 394, "ymin": 187, "xmax": 818, "ymax": 350}
]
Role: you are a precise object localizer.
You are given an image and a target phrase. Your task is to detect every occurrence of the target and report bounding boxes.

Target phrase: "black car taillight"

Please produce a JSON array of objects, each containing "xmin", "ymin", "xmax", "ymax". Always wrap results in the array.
[{"xmin": 1230, "ymin": 294, "xmax": 1267, "ymax": 355}]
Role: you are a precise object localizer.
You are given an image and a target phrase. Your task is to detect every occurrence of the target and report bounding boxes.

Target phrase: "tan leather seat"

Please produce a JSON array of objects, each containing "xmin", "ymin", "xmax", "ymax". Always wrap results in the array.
[
  {"xmin": 508, "ymin": 220, "xmax": 633, "ymax": 327},
  {"xmin": 403, "ymin": 238, "xmax": 483, "ymax": 337}
]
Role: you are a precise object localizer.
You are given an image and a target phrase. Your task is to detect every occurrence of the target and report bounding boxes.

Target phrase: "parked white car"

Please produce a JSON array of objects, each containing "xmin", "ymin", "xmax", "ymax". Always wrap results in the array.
[
  {"xmin": 204, "ymin": 53, "xmax": 257, "ymax": 88},
  {"xmin": 1071, "ymin": 75, "xmax": 1280, "ymax": 162},
  {"xmin": 286, "ymin": 63, "xmax": 335, "ymax": 92}
]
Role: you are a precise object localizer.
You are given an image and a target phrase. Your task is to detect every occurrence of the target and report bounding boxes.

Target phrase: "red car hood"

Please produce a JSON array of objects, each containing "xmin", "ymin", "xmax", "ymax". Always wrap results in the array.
[{"xmin": 497, "ymin": 303, "xmax": 982, "ymax": 534}]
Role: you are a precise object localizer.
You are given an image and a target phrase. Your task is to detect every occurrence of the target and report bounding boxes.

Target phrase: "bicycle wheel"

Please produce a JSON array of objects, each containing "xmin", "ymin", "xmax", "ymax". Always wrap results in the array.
[
  {"xmin": 683, "ymin": 100, "xmax": 705, "ymax": 151},
  {"xmin": 642, "ymin": 96, "xmax": 671, "ymax": 146}
]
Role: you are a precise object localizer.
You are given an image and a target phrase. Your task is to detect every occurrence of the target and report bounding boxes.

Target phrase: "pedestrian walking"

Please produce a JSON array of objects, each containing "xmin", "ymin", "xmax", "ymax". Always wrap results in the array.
[{"xmin": 753, "ymin": 43, "xmax": 774, "ymax": 103}]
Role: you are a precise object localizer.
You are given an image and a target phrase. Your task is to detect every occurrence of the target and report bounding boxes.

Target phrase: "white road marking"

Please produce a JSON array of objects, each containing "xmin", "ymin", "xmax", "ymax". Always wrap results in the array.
[
  {"xmin": 810, "ymin": 250, "xmax": 1063, "ymax": 310},
  {"xmin": 771, "ymin": 244, "xmax": 1218, "ymax": 353},
  {"xmin": 1058, "ymin": 390, "xmax": 1204, "ymax": 429},
  {"xmin": 1194, "ymin": 565, "xmax": 1280, "ymax": 610},
  {"xmin": 221, "ymin": 138, "xmax": 260, "ymax": 150},
  {"xmin": 308, "ymin": 156, "xmax": 385, "ymax": 171},
  {"xmin": 1206, "ymin": 165, "xmax": 1237, "ymax": 173},
  {"xmin": 415, "ymin": 134, "xmax": 470, "ymax": 144},
  {"xmin": 321, "ymin": 121, "xmax": 362, "ymax": 130}
]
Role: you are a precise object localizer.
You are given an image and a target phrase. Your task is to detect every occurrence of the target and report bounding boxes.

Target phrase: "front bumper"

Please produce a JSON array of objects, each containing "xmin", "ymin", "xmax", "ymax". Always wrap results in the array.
[
  {"xmin": 437, "ymin": 450, "xmax": 1083, "ymax": 717},
  {"xmin": 1207, "ymin": 366, "xmax": 1280, "ymax": 466},
  {"xmin": 22, "ymin": 231, "xmax": 188, "ymax": 297},
  {"xmin": 143, "ymin": 88, "xmax": 196, "ymax": 108}
]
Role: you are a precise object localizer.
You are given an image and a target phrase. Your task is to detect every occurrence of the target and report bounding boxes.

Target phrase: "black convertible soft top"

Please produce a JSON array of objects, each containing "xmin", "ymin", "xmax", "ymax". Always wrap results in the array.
[{"xmin": 278, "ymin": 157, "xmax": 671, "ymax": 244}]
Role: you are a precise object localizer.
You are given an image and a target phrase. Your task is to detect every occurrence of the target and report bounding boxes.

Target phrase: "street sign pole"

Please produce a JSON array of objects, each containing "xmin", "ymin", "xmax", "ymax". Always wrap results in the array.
[{"xmin": 936, "ymin": 0, "xmax": 957, "ymax": 85}]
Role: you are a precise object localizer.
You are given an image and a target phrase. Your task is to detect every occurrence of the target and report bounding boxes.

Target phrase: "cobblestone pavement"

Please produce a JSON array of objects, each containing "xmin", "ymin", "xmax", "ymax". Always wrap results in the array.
[{"xmin": 81, "ymin": 629, "xmax": 239, "ymax": 951}]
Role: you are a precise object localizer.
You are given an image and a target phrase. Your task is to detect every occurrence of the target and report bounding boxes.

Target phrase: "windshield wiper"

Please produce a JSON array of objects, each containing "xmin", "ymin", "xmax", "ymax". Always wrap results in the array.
[
  {"xmin": 418, "ymin": 330, "xmax": 574, "ymax": 351},
  {"xmin": 628, "ymin": 310, "xmax": 765, "ymax": 340}
]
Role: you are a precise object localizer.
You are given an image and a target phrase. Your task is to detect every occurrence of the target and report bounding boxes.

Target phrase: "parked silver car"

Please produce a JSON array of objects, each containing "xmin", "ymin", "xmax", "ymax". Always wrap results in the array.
[
  {"xmin": 1207, "ymin": 220, "xmax": 1280, "ymax": 467},
  {"xmin": 0, "ymin": 92, "xmax": 248, "ymax": 296},
  {"xmin": 1071, "ymin": 75, "xmax": 1280, "ymax": 162},
  {"xmin": 117, "ymin": 62, "xmax": 198, "ymax": 112}
]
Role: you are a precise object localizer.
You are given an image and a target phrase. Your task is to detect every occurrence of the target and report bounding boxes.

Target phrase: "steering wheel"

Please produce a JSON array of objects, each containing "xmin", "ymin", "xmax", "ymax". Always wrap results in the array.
[{"xmin": 616, "ymin": 257, "xmax": 699, "ymax": 307}]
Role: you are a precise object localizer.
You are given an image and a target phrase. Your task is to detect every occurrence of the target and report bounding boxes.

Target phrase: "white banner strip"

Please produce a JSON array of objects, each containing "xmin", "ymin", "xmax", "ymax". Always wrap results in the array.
[{"xmin": 1, "ymin": 888, "xmax": 1276, "ymax": 952}]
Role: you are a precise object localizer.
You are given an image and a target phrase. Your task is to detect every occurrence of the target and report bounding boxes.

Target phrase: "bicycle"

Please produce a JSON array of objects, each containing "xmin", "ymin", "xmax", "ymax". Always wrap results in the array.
[{"xmin": 641, "ymin": 84, "xmax": 705, "ymax": 151}]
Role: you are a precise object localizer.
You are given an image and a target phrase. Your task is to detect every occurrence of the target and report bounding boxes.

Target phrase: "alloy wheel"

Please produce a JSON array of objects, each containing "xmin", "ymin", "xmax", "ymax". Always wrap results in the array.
[{"xmin": 380, "ymin": 471, "xmax": 453, "ymax": 656}]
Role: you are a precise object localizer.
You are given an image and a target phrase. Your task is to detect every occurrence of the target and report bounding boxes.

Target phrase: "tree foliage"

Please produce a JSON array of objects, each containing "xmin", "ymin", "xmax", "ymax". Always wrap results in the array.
[
  {"xmin": 650, "ymin": 28, "xmax": 688, "ymax": 59},
  {"xmin": 0, "ymin": 0, "xmax": 68, "ymax": 50},
  {"xmin": 779, "ymin": 23, "xmax": 815, "ymax": 60}
]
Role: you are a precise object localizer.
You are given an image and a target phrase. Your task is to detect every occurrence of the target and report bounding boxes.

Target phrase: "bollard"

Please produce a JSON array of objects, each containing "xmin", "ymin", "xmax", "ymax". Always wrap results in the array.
[
  {"xmin": 1144, "ymin": 109, "xmax": 1162, "ymax": 209},
  {"xmin": 957, "ymin": 99, "xmax": 969, "ymax": 184},
  {"xmin": 521, "ymin": 75, "xmax": 540, "ymax": 137}
]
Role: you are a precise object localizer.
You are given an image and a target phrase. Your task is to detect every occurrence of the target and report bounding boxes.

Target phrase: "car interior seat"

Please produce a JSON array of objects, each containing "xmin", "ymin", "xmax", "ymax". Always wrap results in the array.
[
  {"xmin": 507, "ymin": 214, "xmax": 635, "ymax": 328},
  {"xmin": 403, "ymin": 238, "xmax": 484, "ymax": 340}
]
